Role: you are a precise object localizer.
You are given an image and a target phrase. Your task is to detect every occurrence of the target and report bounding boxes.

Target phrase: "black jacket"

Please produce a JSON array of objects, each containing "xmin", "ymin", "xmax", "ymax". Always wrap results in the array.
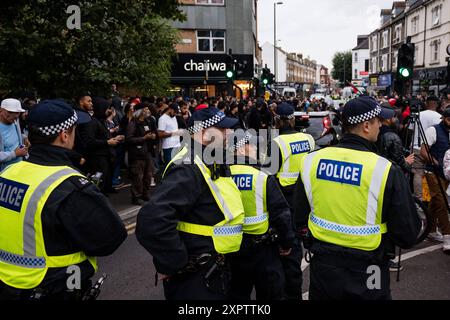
[
  {"xmin": 126, "ymin": 117, "xmax": 158, "ymax": 160},
  {"xmin": 136, "ymin": 141, "xmax": 249, "ymax": 275},
  {"xmin": 377, "ymin": 125, "xmax": 411, "ymax": 172},
  {"xmin": 0, "ymin": 144, "xmax": 127, "ymax": 294},
  {"xmin": 293, "ymin": 134, "xmax": 421, "ymax": 263}
]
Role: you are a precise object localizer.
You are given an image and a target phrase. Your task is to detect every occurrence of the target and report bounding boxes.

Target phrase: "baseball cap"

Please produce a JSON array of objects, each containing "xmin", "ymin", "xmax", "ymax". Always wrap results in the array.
[
  {"xmin": 28, "ymin": 99, "xmax": 91, "ymax": 136},
  {"xmin": 1, "ymin": 98, "xmax": 26, "ymax": 113},
  {"xmin": 188, "ymin": 107, "xmax": 238, "ymax": 134},
  {"xmin": 342, "ymin": 96, "xmax": 395, "ymax": 125}
]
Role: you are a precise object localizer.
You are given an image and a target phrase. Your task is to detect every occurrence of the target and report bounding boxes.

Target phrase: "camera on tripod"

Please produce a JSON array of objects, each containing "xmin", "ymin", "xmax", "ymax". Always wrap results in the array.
[{"xmin": 409, "ymin": 97, "xmax": 425, "ymax": 114}]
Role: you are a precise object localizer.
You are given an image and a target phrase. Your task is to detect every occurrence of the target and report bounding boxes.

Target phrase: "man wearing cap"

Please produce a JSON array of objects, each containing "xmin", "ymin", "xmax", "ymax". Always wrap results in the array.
[
  {"xmin": 421, "ymin": 108, "xmax": 450, "ymax": 252},
  {"xmin": 136, "ymin": 107, "xmax": 245, "ymax": 300},
  {"xmin": 0, "ymin": 99, "xmax": 127, "ymax": 300},
  {"xmin": 158, "ymin": 103, "xmax": 182, "ymax": 166},
  {"xmin": 271, "ymin": 102, "xmax": 315, "ymax": 300},
  {"xmin": 0, "ymin": 98, "xmax": 28, "ymax": 170},
  {"xmin": 228, "ymin": 130, "xmax": 295, "ymax": 300},
  {"xmin": 293, "ymin": 96, "xmax": 420, "ymax": 300}
]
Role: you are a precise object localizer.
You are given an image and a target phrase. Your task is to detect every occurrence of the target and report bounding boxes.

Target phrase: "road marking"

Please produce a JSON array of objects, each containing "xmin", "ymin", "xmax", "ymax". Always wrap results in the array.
[
  {"xmin": 301, "ymin": 244, "xmax": 443, "ymax": 300},
  {"xmin": 392, "ymin": 244, "xmax": 443, "ymax": 263},
  {"xmin": 126, "ymin": 222, "xmax": 137, "ymax": 235}
]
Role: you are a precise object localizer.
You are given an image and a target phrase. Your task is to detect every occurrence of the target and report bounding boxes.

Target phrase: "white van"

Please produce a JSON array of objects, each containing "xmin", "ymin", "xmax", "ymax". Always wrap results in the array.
[{"xmin": 282, "ymin": 87, "xmax": 296, "ymax": 98}]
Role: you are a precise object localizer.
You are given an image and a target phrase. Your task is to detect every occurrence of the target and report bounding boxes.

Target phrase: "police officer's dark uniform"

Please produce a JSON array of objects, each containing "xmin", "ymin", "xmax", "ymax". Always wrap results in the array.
[
  {"xmin": 136, "ymin": 107, "xmax": 245, "ymax": 300},
  {"xmin": 0, "ymin": 100, "xmax": 127, "ymax": 300},
  {"xmin": 270, "ymin": 103, "xmax": 315, "ymax": 300},
  {"xmin": 228, "ymin": 130, "xmax": 295, "ymax": 300},
  {"xmin": 293, "ymin": 96, "xmax": 421, "ymax": 300}
]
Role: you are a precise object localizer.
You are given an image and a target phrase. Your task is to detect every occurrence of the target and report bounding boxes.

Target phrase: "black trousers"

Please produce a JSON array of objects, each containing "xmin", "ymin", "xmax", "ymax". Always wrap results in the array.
[
  {"xmin": 309, "ymin": 254, "xmax": 392, "ymax": 300},
  {"xmin": 163, "ymin": 260, "xmax": 230, "ymax": 300},
  {"xmin": 280, "ymin": 238, "xmax": 303, "ymax": 300},
  {"xmin": 229, "ymin": 243, "xmax": 285, "ymax": 300}
]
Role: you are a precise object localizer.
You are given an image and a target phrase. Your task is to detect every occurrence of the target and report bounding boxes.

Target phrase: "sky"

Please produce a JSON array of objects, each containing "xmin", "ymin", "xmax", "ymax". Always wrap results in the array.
[{"xmin": 257, "ymin": 0, "xmax": 396, "ymax": 69}]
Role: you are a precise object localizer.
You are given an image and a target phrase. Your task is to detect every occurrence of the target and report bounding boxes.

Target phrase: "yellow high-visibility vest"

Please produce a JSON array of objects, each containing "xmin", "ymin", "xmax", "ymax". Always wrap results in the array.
[
  {"xmin": 300, "ymin": 147, "xmax": 391, "ymax": 251},
  {"xmin": 164, "ymin": 148, "xmax": 245, "ymax": 254},
  {"xmin": 230, "ymin": 165, "xmax": 269, "ymax": 235},
  {"xmin": 0, "ymin": 161, "xmax": 97, "ymax": 289},
  {"xmin": 274, "ymin": 132, "xmax": 315, "ymax": 187}
]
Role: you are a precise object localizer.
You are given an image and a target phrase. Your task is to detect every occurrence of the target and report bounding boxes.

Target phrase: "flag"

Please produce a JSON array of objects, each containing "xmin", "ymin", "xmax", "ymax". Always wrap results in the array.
[{"xmin": 346, "ymin": 81, "xmax": 360, "ymax": 94}]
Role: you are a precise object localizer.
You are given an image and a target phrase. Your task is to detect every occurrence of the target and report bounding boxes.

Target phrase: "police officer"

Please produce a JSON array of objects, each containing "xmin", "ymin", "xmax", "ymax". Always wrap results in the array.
[
  {"xmin": 0, "ymin": 100, "xmax": 127, "ymax": 300},
  {"xmin": 294, "ymin": 96, "xmax": 421, "ymax": 300},
  {"xmin": 228, "ymin": 130, "xmax": 294, "ymax": 300},
  {"xmin": 271, "ymin": 102, "xmax": 315, "ymax": 300},
  {"xmin": 136, "ymin": 107, "xmax": 245, "ymax": 300}
]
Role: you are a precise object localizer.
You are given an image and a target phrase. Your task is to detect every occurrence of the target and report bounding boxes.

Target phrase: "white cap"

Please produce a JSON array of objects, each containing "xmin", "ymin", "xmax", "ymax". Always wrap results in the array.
[{"xmin": 1, "ymin": 98, "xmax": 26, "ymax": 113}]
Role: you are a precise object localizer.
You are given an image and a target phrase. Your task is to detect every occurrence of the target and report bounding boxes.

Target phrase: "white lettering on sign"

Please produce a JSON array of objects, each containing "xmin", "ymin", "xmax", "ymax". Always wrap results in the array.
[{"xmin": 184, "ymin": 60, "xmax": 226, "ymax": 72}]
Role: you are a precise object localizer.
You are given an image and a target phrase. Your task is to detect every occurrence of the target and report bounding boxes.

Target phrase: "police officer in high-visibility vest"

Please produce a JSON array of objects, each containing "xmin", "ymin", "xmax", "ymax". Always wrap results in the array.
[
  {"xmin": 271, "ymin": 102, "xmax": 315, "ymax": 300},
  {"xmin": 228, "ymin": 130, "xmax": 294, "ymax": 300},
  {"xmin": 136, "ymin": 107, "xmax": 245, "ymax": 300},
  {"xmin": 293, "ymin": 96, "xmax": 421, "ymax": 300},
  {"xmin": 0, "ymin": 100, "xmax": 127, "ymax": 300}
]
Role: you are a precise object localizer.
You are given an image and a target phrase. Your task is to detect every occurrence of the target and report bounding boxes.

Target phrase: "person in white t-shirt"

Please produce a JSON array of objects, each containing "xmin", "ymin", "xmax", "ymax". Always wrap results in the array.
[
  {"xmin": 409, "ymin": 96, "xmax": 442, "ymax": 201},
  {"xmin": 158, "ymin": 103, "xmax": 182, "ymax": 165}
]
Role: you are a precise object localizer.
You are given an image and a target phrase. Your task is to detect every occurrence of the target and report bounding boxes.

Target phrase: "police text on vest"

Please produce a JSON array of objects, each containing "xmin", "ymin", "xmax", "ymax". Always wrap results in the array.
[
  {"xmin": 0, "ymin": 178, "xmax": 29, "ymax": 213},
  {"xmin": 290, "ymin": 141, "xmax": 311, "ymax": 155},
  {"xmin": 317, "ymin": 159, "xmax": 363, "ymax": 186},
  {"xmin": 232, "ymin": 174, "xmax": 253, "ymax": 191}
]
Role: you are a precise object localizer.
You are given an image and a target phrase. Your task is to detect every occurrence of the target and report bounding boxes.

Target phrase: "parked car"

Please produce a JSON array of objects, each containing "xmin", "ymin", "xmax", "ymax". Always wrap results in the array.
[{"xmin": 294, "ymin": 111, "xmax": 342, "ymax": 148}]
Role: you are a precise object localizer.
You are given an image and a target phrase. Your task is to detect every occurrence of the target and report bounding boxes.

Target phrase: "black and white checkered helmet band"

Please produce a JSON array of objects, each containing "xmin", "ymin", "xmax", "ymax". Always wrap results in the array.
[
  {"xmin": 346, "ymin": 106, "xmax": 382, "ymax": 125},
  {"xmin": 275, "ymin": 114, "xmax": 295, "ymax": 120},
  {"xmin": 38, "ymin": 111, "xmax": 78, "ymax": 136},
  {"xmin": 232, "ymin": 132, "xmax": 253, "ymax": 152},
  {"xmin": 188, "ymin": 113, "xmax": 226, "ymax": 134}
]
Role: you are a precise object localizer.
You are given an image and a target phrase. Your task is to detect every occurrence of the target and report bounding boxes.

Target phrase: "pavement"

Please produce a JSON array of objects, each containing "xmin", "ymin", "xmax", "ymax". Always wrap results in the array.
[{"xmin": 99, "ymin": 178, "xmax": 450, "ymax": 300}]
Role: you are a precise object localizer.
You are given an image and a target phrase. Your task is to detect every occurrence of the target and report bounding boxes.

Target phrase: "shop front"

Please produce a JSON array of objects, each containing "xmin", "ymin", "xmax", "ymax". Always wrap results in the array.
[{"xmin": 170, "ymin": 53, "xmax": 254, "ymax": 99}]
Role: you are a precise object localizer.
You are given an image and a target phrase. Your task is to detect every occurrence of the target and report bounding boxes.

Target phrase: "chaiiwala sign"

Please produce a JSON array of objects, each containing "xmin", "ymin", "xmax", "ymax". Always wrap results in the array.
[{"xmin": 171, "ymin": 53, "xmax": 254, "ymax": 80}]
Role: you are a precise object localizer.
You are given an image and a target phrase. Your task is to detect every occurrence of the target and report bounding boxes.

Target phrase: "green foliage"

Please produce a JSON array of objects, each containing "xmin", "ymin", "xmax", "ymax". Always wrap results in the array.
[
  {"xmin": 0, "ymin": 0, "xmax": 185, "ymax": 98},
  {"xmin": 331, "ymin": 51, "xmax": 352, "ymax": 87}
]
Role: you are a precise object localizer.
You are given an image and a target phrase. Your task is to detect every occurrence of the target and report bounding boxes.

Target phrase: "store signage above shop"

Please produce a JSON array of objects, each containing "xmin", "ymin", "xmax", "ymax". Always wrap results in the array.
[{"xmin": 171, "ymin": 53, "xmax": 254, "ymax": 80}]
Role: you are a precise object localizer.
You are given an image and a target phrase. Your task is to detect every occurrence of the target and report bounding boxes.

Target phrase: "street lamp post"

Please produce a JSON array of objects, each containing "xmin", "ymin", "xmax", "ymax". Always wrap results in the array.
[{"xmin": 274, "ymin": 1, "xmax": 283, "ymax": 95}]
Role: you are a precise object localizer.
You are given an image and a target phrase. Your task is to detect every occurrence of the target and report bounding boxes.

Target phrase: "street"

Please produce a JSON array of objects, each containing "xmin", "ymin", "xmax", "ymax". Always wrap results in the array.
[{"xmin": 98, "ymin": 185, "xmax": 450, "ymax": 300}]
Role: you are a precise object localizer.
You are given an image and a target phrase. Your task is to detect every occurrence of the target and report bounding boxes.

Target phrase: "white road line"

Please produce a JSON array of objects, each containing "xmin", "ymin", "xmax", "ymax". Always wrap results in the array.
[
  {"xmin": 301, "ymin": 244, "xmax": 443, "ymax": 301},
  {"xmin": 392, "ymin": 244, "xmax": 443, "ymax": 263}
]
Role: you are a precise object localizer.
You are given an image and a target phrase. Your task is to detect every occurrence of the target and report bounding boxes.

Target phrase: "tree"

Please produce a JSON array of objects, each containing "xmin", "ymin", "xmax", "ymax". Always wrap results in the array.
[
  {"xmin": 0, "ymin": 0, "xmax": 186, "ymax": 98},
  {"xmin": 331, "ymin": 51, "xmax": 352, "ymax": 87}
]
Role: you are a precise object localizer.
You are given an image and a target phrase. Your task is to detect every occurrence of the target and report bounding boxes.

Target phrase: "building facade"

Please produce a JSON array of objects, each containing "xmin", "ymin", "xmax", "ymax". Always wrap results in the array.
[
  {"xmin": 351, "ymin": 35, "xmax": 370, "ymax": 87},
  {"xmin": 171, "ymin": 0, "xmax": 259, "ymax": 98},
  {"xmin": 262, "ymin": 42, "xmax": 320, "ymax": 95},
  {"xmin": 368, "ymin": 0, "xmax": 449, "ymax": 96}
]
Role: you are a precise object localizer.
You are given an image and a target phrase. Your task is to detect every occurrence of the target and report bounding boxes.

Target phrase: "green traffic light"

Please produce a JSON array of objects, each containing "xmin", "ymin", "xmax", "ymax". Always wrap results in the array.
[
  {"xmin": 226, "ymin": 71, "xmax": 234, "ymax": 78},
  {"xmin": 262, "ymin": 78, "xmax": 269, "ymax": 85},
  {"xmin": 399, "ymin": 67, "xmax": 411, "ymax": 78}
]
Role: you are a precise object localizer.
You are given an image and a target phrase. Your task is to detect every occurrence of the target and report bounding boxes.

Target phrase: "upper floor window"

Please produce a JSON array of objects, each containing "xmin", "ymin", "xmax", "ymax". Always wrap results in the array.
[
  {"xmin": 197, "ymin": 30, "xmax": 225, "ymax": 53},
  {"xmin": 393, "ymin": 25, "xmax": 401, "ymax": 43},
  {"xmin": 431, "ymin": 5, "xmax": 441, "ymax": 26},
  {"xmin": 354, "ymin": 52, "xmax": 358, "ymax": 63},
  {"xmin": 430, "ymin": 39, "xmax": 441, "ymax": 63},
  {"xmin": 382, "ymin": 31, "xmax": 389, "ymax": 49},
  {"xmin": 196, "ymin": 0, "xmax": 224, "ymax": 5},
  {"xmin": 411, "ymin": 16, "xmax": 419, "ymax": 34}
]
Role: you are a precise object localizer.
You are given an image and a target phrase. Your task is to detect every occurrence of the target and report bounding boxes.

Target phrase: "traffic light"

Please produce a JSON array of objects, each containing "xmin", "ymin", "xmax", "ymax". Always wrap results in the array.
[
  {"xmin": 397, "ymin": 43, "xmax": 415, "ymax": 80},
  {"xmin": 226, "ymin": 54, "xmax": 235, "ymax": 80},
  {"xmin": 261, "ymin": 68, "xmax": 270, "ymax": 86}
]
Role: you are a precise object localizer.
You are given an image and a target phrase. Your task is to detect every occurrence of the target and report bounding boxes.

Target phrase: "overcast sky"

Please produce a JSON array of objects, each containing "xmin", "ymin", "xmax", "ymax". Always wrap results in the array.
[{"xmin": 257, "ymin": 0, "xmax": 396, "ymax": 69}]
